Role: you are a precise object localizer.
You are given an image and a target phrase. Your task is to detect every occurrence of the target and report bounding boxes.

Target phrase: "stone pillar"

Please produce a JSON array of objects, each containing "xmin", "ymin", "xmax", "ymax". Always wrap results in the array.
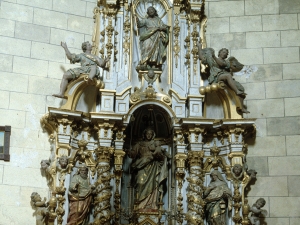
[
  {"xmin": 113, "ymin": 127, "xmax": 126, "ymax": 225},
  {"xmin": 174, "ymin": 128, "xmax": 187, "ymax": 225}
]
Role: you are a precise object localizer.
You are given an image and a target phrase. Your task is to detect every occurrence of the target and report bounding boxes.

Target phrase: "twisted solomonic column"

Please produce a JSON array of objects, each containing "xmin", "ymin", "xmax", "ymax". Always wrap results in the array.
[
  {"xmin": 186, "ymin": 151, "xmax": 205, "ymax": 225},
  {"xmin": 92, "ymin": 146, "xmax": 114, "ymax": 225}
]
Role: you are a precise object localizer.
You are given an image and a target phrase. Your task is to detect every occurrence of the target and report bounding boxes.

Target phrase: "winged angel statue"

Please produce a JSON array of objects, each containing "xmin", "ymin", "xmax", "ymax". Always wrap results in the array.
[{"xmin": 198, "ymin": 41, "xmax": 251, "ymax": 113}]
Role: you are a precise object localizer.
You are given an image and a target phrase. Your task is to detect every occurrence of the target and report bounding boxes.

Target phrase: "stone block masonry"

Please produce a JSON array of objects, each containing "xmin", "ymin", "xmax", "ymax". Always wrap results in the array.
[
  {"xmin": 206, "ymin": 0, "xmax": 300, "ymax": 223},
  {"xmin": 0, "ymin": 0, "xmax": 98, "ymax": 223}
]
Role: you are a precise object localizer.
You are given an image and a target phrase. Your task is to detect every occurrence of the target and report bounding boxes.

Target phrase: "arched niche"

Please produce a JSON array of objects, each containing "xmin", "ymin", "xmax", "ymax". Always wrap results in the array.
[{"xmin": 120, "ymin": 103, "xmax": 174, "ymax": 224}]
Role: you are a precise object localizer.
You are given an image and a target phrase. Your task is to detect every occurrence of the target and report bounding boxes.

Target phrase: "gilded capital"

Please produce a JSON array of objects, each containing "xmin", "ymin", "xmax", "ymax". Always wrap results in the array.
[{"xmin": 95, "ymin": 146, "xmax": 114, "ymax": 163}]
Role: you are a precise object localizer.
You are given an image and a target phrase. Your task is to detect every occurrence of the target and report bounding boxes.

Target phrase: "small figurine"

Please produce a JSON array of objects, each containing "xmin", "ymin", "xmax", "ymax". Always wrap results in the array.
[
  {"xmin": 67, "ymin": 165, "xmax": 94, "ymax": 225},
  {"xmin": 40, "ymin": 159, "xmax": 54, "ymax": 187},
  {"xmin": 249, "ymin": 198, "xmax": 267, "ymax": 225},
  {"xmin": 40, "ymin": 159, "xmax": 50, "ymax": 170},
  {"xmin": 30, "ymin": 192, "xmax": 49, "ymax": 225},
  {"xmin": 203, "ymin": 170, "xmax": 232, "ymax": 225},
  {"xmin": 247, "ymin": 169, "xmax": 257, "ymax": 180},
  {"xmin": 232, "ymin": 164, "xmax": 243, "ymax": 179},
  {"xmin": 53, "ymin": 41, "xmax": 109, "ymax": 98}
]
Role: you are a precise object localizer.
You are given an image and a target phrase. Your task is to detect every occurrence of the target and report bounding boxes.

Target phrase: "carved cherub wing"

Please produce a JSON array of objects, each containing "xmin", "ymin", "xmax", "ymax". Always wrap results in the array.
[{"xmin": 227, "ymin": 56, "xmax": 244, "ymax": 72}]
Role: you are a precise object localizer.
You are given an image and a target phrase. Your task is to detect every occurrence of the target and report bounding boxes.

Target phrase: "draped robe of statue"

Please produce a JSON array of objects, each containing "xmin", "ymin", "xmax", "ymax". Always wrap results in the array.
[
  {"xmin": 137, "ymin": 14, "xmax": 169, "ymax": 69},
  {"xmin": 204, "ymin": 170, "xmax": 232, "ymax": 225},
  {"xmin": 67, "ymin": 172, "xmax": 92, "ymax": 225},
  {"xmin": 68, "ymin": 53, "xmax": 104, "ymax": 79},
  {"xmin": 130, "ymin": 132, "xmax": 168, "ymax": 212}
]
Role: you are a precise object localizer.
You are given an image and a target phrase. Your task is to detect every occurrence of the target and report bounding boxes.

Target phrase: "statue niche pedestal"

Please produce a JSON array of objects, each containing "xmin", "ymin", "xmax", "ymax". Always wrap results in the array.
[{"xmin": 130, "ymin": 70, "xmax": 171, "ymax": 105}]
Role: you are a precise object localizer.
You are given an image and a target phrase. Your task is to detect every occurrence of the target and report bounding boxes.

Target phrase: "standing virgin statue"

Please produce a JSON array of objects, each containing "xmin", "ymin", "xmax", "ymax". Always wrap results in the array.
[
  {"xmin": 136, "ymin": 6, "xmax": 169, "ymax": 71},
  {"xmin": 129, "ymin": 128, "xmax": 169, "ymax": 212},
  {"xmin": 204, "ymin": 170, "xmax": 232, "ymax": 225}
]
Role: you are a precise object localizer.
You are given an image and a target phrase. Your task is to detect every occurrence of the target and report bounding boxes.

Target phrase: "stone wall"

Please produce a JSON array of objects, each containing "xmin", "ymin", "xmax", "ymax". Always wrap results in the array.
[
  {"xmin": 0, "ymin": 0, "xmax": 95, "ymax": 224},
  {"xmin": 0, "ymin": 0, "xmax": 299, "ymax": 224},
  {"xmin": 205, "ymin": 0, "xmax": 300, "ymax": 224}
]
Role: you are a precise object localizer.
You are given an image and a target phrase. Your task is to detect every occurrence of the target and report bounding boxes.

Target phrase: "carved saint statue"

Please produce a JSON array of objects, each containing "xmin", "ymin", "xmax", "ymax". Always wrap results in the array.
[
  {"xmin": 136, "ymin": 6, "xmax": 169, "ymax": 71},
  {"xmin": 53, "ymin": 41, "xmax": 109, "ymax": 98},
  {"xmin": 249, "ymin": 198, "xmax": 267, "ymax": 225},
  {"xmin": 129, "ymin": 127, "xmax": 169, "ymax": 212},
  {"xmin": 67, "ymin": 165, "xmax": 93, "ymax": 225},
  {"xmin": 198, "ymin": 42, "xmax": 249, "ymax": 113},
  {"xmin": 204, "ymin": 170, "xmax": 232, "ymax": 225}
]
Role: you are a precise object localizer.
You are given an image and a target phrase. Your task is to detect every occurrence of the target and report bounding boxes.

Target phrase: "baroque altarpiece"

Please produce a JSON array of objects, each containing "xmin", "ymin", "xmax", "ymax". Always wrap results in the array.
[{"xmin": 35, "ymin": 0, "xmax": 265, "ymax": 224}]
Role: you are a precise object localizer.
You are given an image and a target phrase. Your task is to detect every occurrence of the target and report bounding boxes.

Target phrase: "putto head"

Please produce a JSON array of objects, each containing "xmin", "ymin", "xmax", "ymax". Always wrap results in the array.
[
  {"xmin": 58, "ymin": 155, "xmax": 68, "ymax": 169},
  {"xmin": 31, "ymin": 192, "xmax": 41, "ymax": 203}
]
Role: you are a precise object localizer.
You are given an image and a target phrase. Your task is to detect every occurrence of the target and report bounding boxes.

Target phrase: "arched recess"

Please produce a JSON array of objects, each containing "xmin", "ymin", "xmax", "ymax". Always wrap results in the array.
[
  {"xmin": 123, "ymin": 99, "xmax": 177, "ymax": 125},
  {"xmin": 120, "ymin": 101, "xmax": 176, "ymax": 224}
]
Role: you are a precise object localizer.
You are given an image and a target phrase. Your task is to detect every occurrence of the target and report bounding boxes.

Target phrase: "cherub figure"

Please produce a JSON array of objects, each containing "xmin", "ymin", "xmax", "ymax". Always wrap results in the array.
[
  {"xmin": 40, "ymin": 159, "xmax": 55, "ymax": 187},
  {"xmin": 56, "ymin": 155, "xmax": 71, "ymax": 190},
  {"xmin": 53, "ymin": 41, "xmax": 109, "ymax": 98},
  {"xmin": 31, "ymin": 192, "xmax": 49, "ymax": 225},
  {"xmin": 232, "ymin": 164, "xmax": 243, "ymax": 179},
  {"xmin": 247, "ymin": 169, "xmax": 257, "ymax": 180},
  {"xmin": 40, "ymin": 159, "xmax": 50, "ymax": 170},
  {"xmin": 57, "ymin": 155, "xmax": 71, "ymax": 173},
  {"xmin": 249, "ymin": 198, "xmax": 267, "ymax": 225},
  {"xmin": 198, "ymin": 41, "xmax": 249, "ymax": 113}
]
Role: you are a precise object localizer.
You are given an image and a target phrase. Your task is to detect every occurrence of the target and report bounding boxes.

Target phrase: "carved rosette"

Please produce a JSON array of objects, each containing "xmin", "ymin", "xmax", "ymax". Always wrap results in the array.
[
  {"xmin": 186, "ymin": 151, "xmax": 204, "ymax": 225},
  {"xmin": 92, "ymin": 146, "xmax": 114, "ymax": 225}
]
